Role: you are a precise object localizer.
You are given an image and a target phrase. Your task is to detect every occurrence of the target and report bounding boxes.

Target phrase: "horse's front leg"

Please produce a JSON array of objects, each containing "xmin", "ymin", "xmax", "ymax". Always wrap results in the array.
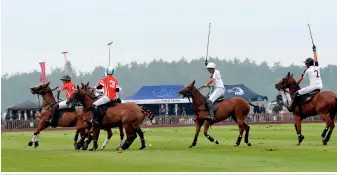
[
  {"xmin": 294, "ymin": 115, "xmax": 304, "ymax": 146},
  {"xmin": 89, "ymin": 124, "xmax": 100, "ymax": 152},
  {"xmin": 27, "ymin": 119, "xmax": 47, "ymax": 148},
  {"xmin": 203, "ymin": 121, "xmax": 220, "ymax": 145},
  {"xmin": 117, "ymin": 124, "xmax": 124, "ymax": 150},
  {"xmin": 101, "ymin": 128, "xmax": 113, "ymax": 150},
  {"xmin": 189, "ymin": 119, "xmax": 203, "ymax": 148}
]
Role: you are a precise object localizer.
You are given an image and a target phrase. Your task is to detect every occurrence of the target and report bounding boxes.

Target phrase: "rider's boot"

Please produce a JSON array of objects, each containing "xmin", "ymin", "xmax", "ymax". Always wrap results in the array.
[
  {"xmin": 206, "ymin": 100, "xmax": 216, "ymax": 122},
  {"xmin": 287, "ymin": 92, "xmax": 300, "ymax": 112}
]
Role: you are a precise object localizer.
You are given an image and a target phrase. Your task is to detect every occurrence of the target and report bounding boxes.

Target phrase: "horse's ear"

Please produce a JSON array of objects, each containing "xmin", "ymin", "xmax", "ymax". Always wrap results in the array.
[
  {"xmin": 86, "ymin": 81, "xmax": 89, "ymax": 86},
  {"xmin": 192, "ymin": 80, "xmax": 195, "ymax": 86},
  {"xmin": 290, "ymin": 73, "xmax": 294, "ymax": 77},
  {"xmin": 45, "ymin": 82, "xmax": 50, "ymax": 86},
  {"xmin": 287, "ymin": 72, "xmax": 290, "ymax": 77},
  {"xmin": 77, "ymin": 85, "xmax": 80, "ymax": 90},
  {"xmin": 81, "ymin": 82, "xmax": 84, "ymax": 87}
]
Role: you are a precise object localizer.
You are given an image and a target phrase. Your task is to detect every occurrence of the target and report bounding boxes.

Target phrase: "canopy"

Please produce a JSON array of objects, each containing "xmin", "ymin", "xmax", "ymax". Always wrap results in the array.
[
  {"xmin": 122, "ymin": 85, "xmax": 190, "ymax": 104},
  {"xmin": 7, "ymin": 100, "xmax": 41, "ymax": 111},
  {"xmin": 223, "ymin": 84, "xmax": 268, "ymax": 101}
]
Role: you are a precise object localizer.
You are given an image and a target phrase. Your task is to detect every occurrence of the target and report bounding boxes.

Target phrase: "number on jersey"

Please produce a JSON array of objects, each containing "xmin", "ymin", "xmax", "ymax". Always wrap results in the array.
[
  {"xmin": 314, "ymin": 70, "xmax": 320, "ymax": 78},
  {"xmin": 109, "ymin": 80, "xmax": 115, "ymax": 88}
]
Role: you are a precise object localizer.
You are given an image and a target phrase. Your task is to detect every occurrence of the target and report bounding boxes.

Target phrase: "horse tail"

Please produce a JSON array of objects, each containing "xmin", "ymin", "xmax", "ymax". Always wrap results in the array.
[
  {"xmin": 140, "ymin": 106, "xmax": 155, "ymax": 121},
  {"xmin": 247, "ymin": 101, "xmax": 257, "ymax": 107}
]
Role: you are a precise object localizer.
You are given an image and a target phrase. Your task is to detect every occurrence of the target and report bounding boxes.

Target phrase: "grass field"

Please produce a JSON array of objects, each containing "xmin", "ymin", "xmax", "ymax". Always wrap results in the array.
[{"xmin": 1, "ymin": 123, "xmax": 337, "ymax": 172}]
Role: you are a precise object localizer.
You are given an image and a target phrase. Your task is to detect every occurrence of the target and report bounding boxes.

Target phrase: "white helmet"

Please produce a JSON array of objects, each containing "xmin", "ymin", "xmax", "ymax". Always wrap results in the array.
[
  {"xmin": 205, "ymin": 62, "xmax": 216, "ymax": 69},
  {"xmin": 106, "ymin": 66, "xmax": 115, "ymax": 75}
]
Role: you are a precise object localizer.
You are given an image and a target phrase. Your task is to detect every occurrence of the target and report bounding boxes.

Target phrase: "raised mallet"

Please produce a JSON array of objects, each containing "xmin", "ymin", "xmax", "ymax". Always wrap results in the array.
[
  {"xmin": 307, "ymin": 20, "xmax": 315, "ymax": 46},
  {"xmin": 205, "ymin": 23, "xmax": 211, "ymax": 66},
  {"xmin": 107, "ymin": 41, "xmax": 113, "ymax": 67}
]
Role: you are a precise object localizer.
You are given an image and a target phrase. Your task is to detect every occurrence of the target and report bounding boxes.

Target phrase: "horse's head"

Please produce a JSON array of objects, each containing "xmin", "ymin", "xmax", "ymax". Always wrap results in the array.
[
  {"xmin": 67, "ymin": 83, "xmax": 95, "ymax": 108},
  {"xmin": 179, "ymin": 80, "xmax": 197, "ymax": 98},
  {"xmin": 275, "ymin": 72, "xmax": 297, "ymax": 91},
  {"xmin": 30, "ymin": 82, "xmax": 51, "ymax": 95}
]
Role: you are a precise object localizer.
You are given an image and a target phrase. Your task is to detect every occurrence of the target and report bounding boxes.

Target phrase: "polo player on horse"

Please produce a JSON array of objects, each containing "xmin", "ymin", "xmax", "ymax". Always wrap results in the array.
[
  {"xmin": 92, "ymin": 66, "xmax": 120, "ymax": 125},
  {"xmin": 287, "ymin": 45, "xmax": 323, "ymax": 112},
  {"xmin": 204, "ymin": 62, "xmax": 225, "ymax": 121},
  {"xmin": 46, "ymin": 75, "xmax": 76, "ymax": 127}
]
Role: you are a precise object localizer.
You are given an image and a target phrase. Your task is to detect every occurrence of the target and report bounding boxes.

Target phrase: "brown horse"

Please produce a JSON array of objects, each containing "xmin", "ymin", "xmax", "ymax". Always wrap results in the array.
[
  {"xmin": 29, "ymin": 82, "xmax": 87, "ymax": 149},
  {"xmin": 76, "ymin": 83, "xmax": 155, "ymax": 151},
  {"xmin": 74, "ymin": 82, "xmax": 126, "ymax": 151},
  {"xmin": 67, "ymin": 84, "xmax": 154, "ymax": 152},
  {"xmin": 179, "ymin": 80, "xmax": 254, "ymax": 148},
  {"xmin": 275, "ymin": 72, "xmax": 337, "ymax": 145}
]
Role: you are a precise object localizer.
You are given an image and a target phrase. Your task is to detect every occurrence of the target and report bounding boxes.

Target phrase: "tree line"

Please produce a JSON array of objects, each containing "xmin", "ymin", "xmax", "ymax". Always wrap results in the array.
[{"xmin": 2, "ymin": 57, "xmax": 337, "ymax": 111}]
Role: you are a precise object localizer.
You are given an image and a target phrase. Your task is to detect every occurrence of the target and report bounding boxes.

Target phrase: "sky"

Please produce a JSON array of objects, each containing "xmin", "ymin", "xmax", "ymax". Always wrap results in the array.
[{"xmin": 1, "ymin": 0, "xmax": 337, "ymax": 75}]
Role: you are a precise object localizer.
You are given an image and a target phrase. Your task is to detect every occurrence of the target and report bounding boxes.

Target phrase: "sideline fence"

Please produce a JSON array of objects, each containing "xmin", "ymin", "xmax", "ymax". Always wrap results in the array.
[{"xmin": 1, "ymin": 113, "xmax": 325, "ymax": 131}]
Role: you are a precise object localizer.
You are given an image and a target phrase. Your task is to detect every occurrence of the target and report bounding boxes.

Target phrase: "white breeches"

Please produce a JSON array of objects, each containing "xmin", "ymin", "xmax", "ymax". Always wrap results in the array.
[
  {"xmin": 93, "ymin": 95, "xmax": 111, "ymax": 106},
  {"xmin": 208, "ymin": 88, "xmax": 225, "ymax": 103},
  {"xmin": 58, "ymin": 101, "xmax": 69, "ymax": 109},
  {"xmin": 297, "ymin": 84, "xmax": 322, "ymax": 95}
]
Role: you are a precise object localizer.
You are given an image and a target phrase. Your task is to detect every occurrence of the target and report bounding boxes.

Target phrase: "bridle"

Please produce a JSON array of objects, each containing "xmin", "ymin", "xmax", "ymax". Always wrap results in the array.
[
  {"xmin": 277, "ymin": 77, "xmax": 300, "ymax": 106},
  {"xmin": 181, "ymin": 85, "xmax": 214, "ymax": 114},
  {"xmin": 33, "ymin": 86, "xmax": 59, "ymax": 112}
]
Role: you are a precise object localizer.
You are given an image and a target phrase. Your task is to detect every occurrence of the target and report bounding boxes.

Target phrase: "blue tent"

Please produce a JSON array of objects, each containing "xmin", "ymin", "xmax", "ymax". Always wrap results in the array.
[
  {"xmin": 223, "ymin": 84, "xmax": 268, "ymax": 102},
  {"xmin": 123, "ymin": 85, "xmax": 190, "ymax": 104}
]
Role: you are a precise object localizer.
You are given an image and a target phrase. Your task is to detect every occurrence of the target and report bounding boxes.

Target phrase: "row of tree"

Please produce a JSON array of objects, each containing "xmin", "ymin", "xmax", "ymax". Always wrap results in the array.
[{"xmin": 2, "ymin": 57, "xmax": 337, "ymax": 111}]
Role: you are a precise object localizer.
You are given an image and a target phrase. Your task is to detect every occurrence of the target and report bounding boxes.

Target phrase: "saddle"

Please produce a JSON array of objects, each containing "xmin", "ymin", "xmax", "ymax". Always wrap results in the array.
[
  {"xmin": 205, "ymin": 95, "xmax": 225, "ymax": 111},
  {"xmin": 53, "ymin": 102, "xmax": 83, "ymax": 125},
  {"xmin": 298, "ymin": 89, "xmax": 320, "ymax": 105},
  {"xmin": 97, "ymin": 98, "xmax": 122, "ymax": 117}
]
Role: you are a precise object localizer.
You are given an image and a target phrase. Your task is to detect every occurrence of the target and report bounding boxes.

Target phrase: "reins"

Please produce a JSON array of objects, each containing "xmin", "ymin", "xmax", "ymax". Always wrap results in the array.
[{"xmin": 36, "ymin": 87, "xmax": 59, "ymax": 111}]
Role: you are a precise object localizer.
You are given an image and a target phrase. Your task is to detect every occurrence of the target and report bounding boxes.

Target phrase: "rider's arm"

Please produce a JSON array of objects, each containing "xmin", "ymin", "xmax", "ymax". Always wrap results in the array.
[
  {"xmin": 115, "ymin": 79, "xmax": 120, "ymax": 92},
  {"xmin": 57, "ymin": 84, "xmax": 67, "ymax": 92},
  {"xmin": 298, "ymin": 69, "xmax": 307, "ymax": 84},
  {"xmin": 205, "ymin": 76, "xmax": 215, "ymax": 87}
]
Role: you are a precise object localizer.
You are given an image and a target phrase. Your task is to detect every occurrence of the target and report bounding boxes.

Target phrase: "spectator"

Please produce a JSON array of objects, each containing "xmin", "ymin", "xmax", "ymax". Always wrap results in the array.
[
  {"xmin": 165, "ymin": 104, "xmax": 169, "ymax": 116},
  {"xmin": 173, "ymin": 104, "xmax": 180, "ymax": 116},
  {"xmin": 159, "ymin": 104, "xmax": 166, "ymax": 115},
  {"xmin": 181, "ymin": 107, "xmax": 186, "ymax": 115}
]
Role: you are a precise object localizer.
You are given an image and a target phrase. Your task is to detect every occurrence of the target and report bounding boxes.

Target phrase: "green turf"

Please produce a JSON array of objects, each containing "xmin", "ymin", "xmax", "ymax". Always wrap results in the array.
[{"xmin": 1, "ymin": 123, "xmax": 337, "ymax": 172}]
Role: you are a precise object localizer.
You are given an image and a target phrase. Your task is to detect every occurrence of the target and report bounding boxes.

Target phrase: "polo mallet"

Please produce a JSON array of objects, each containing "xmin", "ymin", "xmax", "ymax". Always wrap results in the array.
[
  {"xmin": 205, "ymin": 23, "xmax": 211, "ymax": 66},
  {"xmin": 307, "ymin": 20, "xmax": 315, "ymax": 46},
  {"xmin": 61, "ymin": 51, "xmax": 69, "ymax": 74},
  {"xmin": 107, "ymin": 41, "xmax": 113, "ymax": 67}
]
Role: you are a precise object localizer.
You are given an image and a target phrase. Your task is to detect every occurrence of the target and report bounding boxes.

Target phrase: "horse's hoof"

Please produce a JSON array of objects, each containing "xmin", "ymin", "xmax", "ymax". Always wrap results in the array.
[
  {"xmin": 323, "ymin": 141, "xmax": 328, "ymax": 145},
  {"xmin": 247, "ymin": 142, "xmax": 252, "ymax": 146},
  {"xmin": 188, "ymin": 145, "xmax": 193, "ymax": 148},
  {"xmin": 296, "ymin": 143, "xmax": 301, "ymax": 146},
  {"xmin": 89, "ymin": 148, "xmax": 97, "ymax": 152},
  {"xmin": 28, "ymin": 141, "xmax": 33, "ymax": 147},
  {"xmin": 34, "ymin": 142, "xmax": 39, "ymax": 148},
  {"xmin": 139, "ymin": 146, "xmax": 146, "ymax": 150},
  {"xmin": 215, "ymin": 140, "xmax": 219, "ymax": 145},
  {"xmin": 118, "ymin": 148, "xmax": 123, "ymax": 153},
  {"xmin": 233, "ymin": 144, "xmax": 238, "ymax": 147}
]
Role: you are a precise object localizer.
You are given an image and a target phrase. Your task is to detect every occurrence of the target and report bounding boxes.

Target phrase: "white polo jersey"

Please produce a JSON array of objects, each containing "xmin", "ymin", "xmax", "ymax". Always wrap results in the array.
[
  {"xmin": 211, "ymin": 69, "xmax": 224, "ymax": 88},
  {"xmin": 302, "ymin": 62, "xmax": 322, "ymax": 87}
]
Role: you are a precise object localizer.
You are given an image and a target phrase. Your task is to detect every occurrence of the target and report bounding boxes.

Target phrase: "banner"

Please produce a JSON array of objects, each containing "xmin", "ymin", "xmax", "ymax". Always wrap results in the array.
[{"xmin": 39, "ymin": 62, "xmax": 46, "ymax": 84}]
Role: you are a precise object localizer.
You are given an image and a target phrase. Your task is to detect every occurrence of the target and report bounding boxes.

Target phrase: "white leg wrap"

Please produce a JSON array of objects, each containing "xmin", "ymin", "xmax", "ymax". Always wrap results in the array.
[
  {"xmin": 31, "ymin": 135, "xmax": 37, "ymax": 142},
  {"xmin": 102, "ymin": 138, "xmax": 110, "ymax": 148}
]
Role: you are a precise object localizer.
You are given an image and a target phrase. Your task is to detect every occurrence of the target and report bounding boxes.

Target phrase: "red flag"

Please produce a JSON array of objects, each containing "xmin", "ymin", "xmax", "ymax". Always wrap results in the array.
[{"xmin": 39, "ymin": 62, "xmax": 46, "ymax": 84}]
